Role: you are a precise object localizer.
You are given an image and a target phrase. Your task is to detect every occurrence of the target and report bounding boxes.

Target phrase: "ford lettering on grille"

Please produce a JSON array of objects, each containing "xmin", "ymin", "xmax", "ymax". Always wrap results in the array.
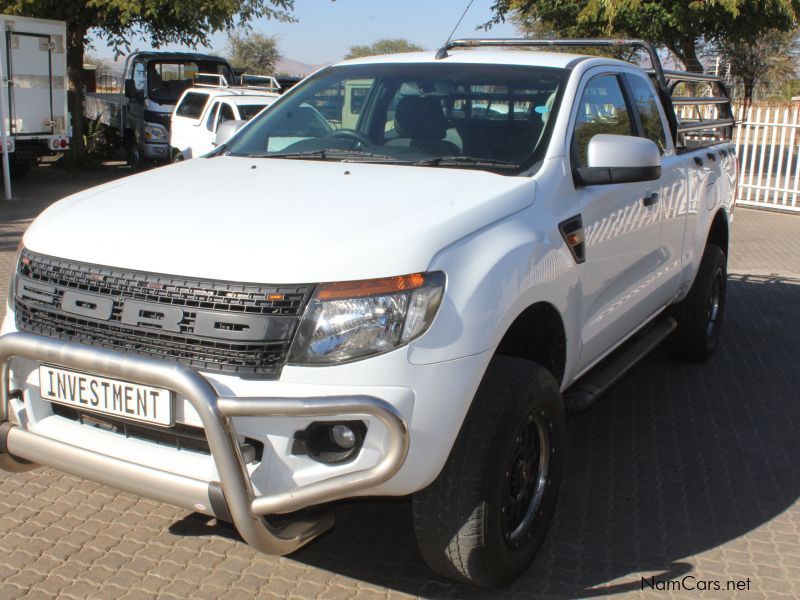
[
  {"xmin": 13, "ymin": 251, "xmax": 313, "ymax": 376},
  {"xmin": 17, "ymin": 279, "xmax": 293, "ymax": 341}
]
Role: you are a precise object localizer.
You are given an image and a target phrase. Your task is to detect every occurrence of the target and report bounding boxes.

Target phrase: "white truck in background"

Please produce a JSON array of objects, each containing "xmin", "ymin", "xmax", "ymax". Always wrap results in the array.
[{"xmin": 0, "ymin": 15, "xmax": 70, "ymax": 177}]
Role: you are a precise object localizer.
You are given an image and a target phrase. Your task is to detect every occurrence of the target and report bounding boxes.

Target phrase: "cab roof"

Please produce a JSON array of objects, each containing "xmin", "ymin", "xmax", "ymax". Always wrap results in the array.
[
  {"xmin": 333, "ymin": 49, "xmax": 616, "ymax": 70},
  {"xmin": 183, "ymin": 87, "xmax": 280, "ymax": 101}
]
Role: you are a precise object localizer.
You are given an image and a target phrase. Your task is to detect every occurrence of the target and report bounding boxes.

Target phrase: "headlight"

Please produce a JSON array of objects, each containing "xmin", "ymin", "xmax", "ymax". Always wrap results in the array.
[
  {"xmin": 288, "ymin": 272, "xmax": 445, "ymax": 365},
  {"xmin": 143, "ymin": 123, "xmax": 168, "ymax": 141}
]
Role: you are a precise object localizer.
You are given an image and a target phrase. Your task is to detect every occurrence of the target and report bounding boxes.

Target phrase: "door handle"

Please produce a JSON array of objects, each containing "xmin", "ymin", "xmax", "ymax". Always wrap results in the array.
[{"xmin": 642, "ymin": 192, "xmax": 660, "ymax": 207}]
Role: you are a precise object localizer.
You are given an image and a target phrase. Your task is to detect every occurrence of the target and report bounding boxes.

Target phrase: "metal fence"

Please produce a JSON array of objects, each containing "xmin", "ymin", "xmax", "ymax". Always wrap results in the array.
[
  {"xmin": 734, "ymin": 104, "xmax": 800, "ymax": 213},
  {"xmin": 95, "ymin": 69, "xmax": 123, "ymax": 94}
]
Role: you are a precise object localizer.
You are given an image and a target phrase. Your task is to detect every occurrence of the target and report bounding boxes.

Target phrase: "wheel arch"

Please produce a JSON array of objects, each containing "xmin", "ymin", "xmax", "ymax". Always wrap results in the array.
[
  {"xmin": 495, "ymin": 301, "xmax": 567, "ymax": 387},
  {"xmin": 707, "ymin": 208, "xmax": 730, "ymax": 256}
]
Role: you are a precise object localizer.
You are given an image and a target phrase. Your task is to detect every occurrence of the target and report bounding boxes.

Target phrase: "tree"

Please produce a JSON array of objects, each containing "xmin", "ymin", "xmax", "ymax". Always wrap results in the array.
[
  {"xmin": 227, "ymin": 30, "xmax": 280, "ymax": 74},
  {"xmin": 345, "ymin": 39, "xmax": 423, "ymax": 60},
  {"xmin": 717, "ymin": 29, "xmax": 800, "ymax": 106},
  {"xmin": 488, "ymin": 1, "xmax": 800, "ymax": 73},
  {"xmin": 0, "ymin": 0, "xmax": 295, "ymax": 160}
]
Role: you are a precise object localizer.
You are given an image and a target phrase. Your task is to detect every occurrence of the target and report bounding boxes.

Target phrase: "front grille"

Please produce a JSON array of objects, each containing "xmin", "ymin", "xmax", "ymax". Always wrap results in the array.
[
  {"xmin": 14, "ymin": 250, "xmax": 314, "ymax": 376},
  {"xmin": 52, "ymin": 403, "xmax": 211, "ymax": 453},
  {"xmin": 144, "ymin": 109, "xmax": 173, "ymax": 131},
  {"xmin": 51, "ymin": 403, "xmax": 265, "ymax": 462}
]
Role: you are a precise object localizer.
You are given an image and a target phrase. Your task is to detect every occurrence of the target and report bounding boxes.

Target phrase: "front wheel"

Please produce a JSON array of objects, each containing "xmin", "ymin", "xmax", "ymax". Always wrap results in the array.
[
  {"xmin": 666, "ymin": 243, "xmax": 727, "ymax": 361},
  {"xmin": 412, "ymin": 356, "xmax": 566, "ymax": 587}
]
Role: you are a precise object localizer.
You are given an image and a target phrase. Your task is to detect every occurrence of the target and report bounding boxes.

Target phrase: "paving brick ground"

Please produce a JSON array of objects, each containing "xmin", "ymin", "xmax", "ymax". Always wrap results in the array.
[{"xmin": 1, "ymin": 164, "xmax": 799, "ymax": 599}]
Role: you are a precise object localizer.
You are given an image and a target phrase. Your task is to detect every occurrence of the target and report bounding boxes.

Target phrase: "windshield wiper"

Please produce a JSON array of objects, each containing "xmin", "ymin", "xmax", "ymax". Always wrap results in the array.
[
  {"xmin": 247, "ymin": 149, "xmax": 400, "ymax": 162},
  {"xmin": 413, "ymin": 156, "xmax": 520, "ymax": 170}
]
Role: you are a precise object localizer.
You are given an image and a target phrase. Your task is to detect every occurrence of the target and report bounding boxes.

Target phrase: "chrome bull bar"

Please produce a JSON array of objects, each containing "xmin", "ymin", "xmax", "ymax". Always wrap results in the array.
[{"xmin": 0, "ymin": 332, "xmax": 409, "ymax": 555}]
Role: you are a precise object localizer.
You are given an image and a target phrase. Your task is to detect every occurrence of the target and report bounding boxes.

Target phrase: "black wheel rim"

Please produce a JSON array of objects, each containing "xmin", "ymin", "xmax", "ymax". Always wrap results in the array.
[
  {"xmin": 706, "ymin": 268, "xmax": 724, "ymax": 338},
  {"xmin": 501, "ymin": 408, "xmax": 552, "ymax": 548}
]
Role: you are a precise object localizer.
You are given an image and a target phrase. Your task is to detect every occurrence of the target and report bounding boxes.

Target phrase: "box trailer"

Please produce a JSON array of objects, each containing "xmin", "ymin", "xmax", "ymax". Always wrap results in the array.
[{"xmin": 0, "ymin": 14, "xmax": 70, "ymax": 176}]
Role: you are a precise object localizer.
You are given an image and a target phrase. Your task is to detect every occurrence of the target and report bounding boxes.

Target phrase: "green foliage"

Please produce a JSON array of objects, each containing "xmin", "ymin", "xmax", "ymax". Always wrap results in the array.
[
  {"xmin": 0, "ymin": 1, "xmax": 295, "ymax": 58},
  {"xmin": 227, "ymin": 30, "xmax": 280, "ymax": 73},
  {"xmin": 488, "ymin": 1, "xmax": 800, "ymax": 72},
  {"xmin": 83, "ymin": 115, "xmax": 108, "ymax": 158},
  {"xmin": 345, "ymin": 39, "xmax": 423, "ymax": 60},
  {"xmin": 716, "ymin": 29, "xmax": 800, "ymax": 104}
]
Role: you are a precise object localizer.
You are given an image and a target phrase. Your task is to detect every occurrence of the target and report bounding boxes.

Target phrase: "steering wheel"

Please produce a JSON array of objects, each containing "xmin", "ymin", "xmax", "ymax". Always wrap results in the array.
[{"xmin": 325, "ymin": 129, "xmax": 372, "ymax": 148}]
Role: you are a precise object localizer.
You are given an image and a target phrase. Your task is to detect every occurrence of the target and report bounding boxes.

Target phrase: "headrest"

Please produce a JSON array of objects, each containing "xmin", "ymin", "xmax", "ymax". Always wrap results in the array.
[{"xmin": 394, "ymin": 96, "xmax": 448, "ymax": 141}]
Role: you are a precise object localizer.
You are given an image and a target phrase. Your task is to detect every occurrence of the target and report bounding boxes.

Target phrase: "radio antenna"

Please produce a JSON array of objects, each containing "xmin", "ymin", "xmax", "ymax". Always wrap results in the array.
[{"xmin": 437, "ymin": 0, "xmax": 475, "ymax": 59}]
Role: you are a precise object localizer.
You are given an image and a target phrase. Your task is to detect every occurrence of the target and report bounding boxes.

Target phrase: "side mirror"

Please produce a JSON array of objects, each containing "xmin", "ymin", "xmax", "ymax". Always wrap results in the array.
[
  {"xmin": 124, "ymin": 79, "xmax": 137, "ymax": 99},
  {"xmin": 214, "ymin": 120, "xmax": 246, "ymax": 147},
  {"xmin": 575, "ymin": 134, "xmax": 661, "ymax": 185}
]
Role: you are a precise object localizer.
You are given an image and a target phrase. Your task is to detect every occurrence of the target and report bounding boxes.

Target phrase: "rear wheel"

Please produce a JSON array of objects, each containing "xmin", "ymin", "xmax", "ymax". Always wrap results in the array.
[
  {"xmin": 666, "ymin": 243, "xmax": 727, "ymax": 361},
  {"xmin": 412, "ymin": 356, "xmax": 566, "ymax": 587}
]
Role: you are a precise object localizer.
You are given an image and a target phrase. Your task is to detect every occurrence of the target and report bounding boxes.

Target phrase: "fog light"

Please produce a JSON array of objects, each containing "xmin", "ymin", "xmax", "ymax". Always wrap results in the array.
[
  {"xmin": 331, "ymin": 424, "xmax": 356, "ymax": 449},
  {"xmin": 291, "ymin": 420, "xmax": 367, "ymax": 465}
]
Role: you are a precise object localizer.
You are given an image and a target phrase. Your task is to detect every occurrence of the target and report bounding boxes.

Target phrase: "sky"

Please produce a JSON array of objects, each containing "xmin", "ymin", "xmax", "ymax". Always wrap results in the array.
[{"xmin": 94, "ymin": 0, "xmax": 519, "ymax": 66}]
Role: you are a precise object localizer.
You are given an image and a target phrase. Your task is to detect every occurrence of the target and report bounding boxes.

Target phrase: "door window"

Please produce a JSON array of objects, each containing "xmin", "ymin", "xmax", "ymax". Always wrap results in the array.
[
  {"xmin": 133, "ymin": 63, "xmax": 146, "ymax": 91},
  {"xmin": 572, "ymin": 75, "xmax": 633, "ymax": 166},
  {"xmin": 177, "ymin": 93, "xmax": 210, "ymax": 119},
  {"xmin": 217, "ymin": 103, "xmax": 236, "ymax": 128},
  {"xmin": 626, "ymin": 74, "xmax": 668, "ymax": 153}
]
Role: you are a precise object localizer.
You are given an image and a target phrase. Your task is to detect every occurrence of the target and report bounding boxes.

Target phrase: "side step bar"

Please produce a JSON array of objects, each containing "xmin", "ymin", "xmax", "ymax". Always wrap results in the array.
[{"xmin": 564, "ymin": 316, "xmax": 677, "ymax": 414}]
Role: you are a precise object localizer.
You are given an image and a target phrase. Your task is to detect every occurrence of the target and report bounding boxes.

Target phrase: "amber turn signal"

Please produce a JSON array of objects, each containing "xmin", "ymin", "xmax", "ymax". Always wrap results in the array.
[{"xmin": 316, "ymin": 273, "xmax": 426, "ymax": 301}]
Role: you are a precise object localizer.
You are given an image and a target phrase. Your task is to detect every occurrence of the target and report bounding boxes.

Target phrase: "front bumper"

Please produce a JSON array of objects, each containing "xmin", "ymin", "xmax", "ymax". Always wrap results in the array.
[
  {"xmin": 141, "ymin": 142, "xmax": 169, "ymax": 161},
  {"xmin": 0, "ymin": 332, "xmax": 409, "ymax": 555}
]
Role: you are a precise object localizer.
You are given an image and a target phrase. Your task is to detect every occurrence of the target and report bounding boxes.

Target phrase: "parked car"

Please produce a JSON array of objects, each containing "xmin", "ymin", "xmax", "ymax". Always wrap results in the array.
[
  {"xmin": 83, "ymin": 51, "xmax": 236, "ymax": 165},
  {"xmin": 1, "ymin": 39, "xmax": 736, "ymax": 588},
  {"xmin": 0, "ymin": 14, "xmax": 70, "ymax": 176},
  {"xmin": 171, "ymin": 83, "xmax": 280, "ymax": 160}
]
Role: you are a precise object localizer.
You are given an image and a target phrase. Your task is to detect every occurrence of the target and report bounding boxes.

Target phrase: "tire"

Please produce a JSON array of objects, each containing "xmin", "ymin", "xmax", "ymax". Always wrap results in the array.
[
  {"xmin": 412, "ymin": 356, "xmax": 566, "ymax": 588},
  {"xmin": 126, "ymin": 146, "xmax": 143, "ymax": 169},
  {"xmin": 666, "ymin": 243, "xmax": 727, "ymax": 362}
]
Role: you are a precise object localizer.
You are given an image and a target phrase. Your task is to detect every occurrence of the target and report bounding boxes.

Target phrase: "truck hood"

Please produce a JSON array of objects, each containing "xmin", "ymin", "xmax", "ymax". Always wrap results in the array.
[{"xmin": 24, "ymin": 157, "xmax": 534, "ymax": 283}]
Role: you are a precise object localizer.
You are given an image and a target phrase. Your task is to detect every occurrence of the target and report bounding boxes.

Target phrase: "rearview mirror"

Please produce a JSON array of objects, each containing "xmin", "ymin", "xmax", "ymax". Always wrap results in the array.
[
  {"xmin": 575, "ymin": 134, "xmax": 661, "ymax": 185},
  {"xmin": 124, "ymin": 79, "xmax": 137, "ymax": 99},
  {"xmin": 214, "ymin": 120, "xmax": 246, "ymax": 147}
]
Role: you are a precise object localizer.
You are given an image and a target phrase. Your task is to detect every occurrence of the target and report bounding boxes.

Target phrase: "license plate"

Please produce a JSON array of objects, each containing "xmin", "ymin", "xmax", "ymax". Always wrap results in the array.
[{"xmin": 39, "ymin": 365, "xmax": 173, "ymax": 427}]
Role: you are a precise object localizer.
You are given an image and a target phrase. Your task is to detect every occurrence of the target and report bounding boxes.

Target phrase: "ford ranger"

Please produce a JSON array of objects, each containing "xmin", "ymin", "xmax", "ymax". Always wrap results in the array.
[{"xmin": 0, "ymin": 39, "xmax": 737, "ymax": 587}]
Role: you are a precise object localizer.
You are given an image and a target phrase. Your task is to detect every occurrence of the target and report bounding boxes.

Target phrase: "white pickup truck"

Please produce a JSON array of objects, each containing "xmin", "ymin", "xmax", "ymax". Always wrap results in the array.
[
  {"xmin": 170, "ymin": 80, "xmax": 280, "ymax": 161},
  {"xmin": 1, "ymin": 39, "xmax": 736, "ymax": 587}
]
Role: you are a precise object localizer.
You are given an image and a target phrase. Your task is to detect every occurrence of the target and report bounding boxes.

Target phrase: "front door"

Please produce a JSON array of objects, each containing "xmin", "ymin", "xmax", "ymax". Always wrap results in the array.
[{"xmin": 572, "ymin": 73, "xmax": 664, "ymax": 370}]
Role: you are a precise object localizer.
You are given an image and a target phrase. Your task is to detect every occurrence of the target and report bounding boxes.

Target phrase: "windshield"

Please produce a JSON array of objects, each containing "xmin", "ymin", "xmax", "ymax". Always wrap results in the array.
[
  {"xmin": 147, "ymin": 60, "xmax": 235, "ymax": 105},
  {"xmin": 238, "ymin": 103, "xmax": 274, "ymax": 120},
  {"xmin": 224, "ymin": 63, "xmax": 567, "ymax": 173}
]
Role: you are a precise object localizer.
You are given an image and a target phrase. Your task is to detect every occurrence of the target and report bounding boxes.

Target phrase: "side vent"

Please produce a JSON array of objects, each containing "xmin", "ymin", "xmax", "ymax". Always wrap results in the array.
[{"xmin": 559, "ymin": 215, "xmax": 586, "ymax": 264}]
